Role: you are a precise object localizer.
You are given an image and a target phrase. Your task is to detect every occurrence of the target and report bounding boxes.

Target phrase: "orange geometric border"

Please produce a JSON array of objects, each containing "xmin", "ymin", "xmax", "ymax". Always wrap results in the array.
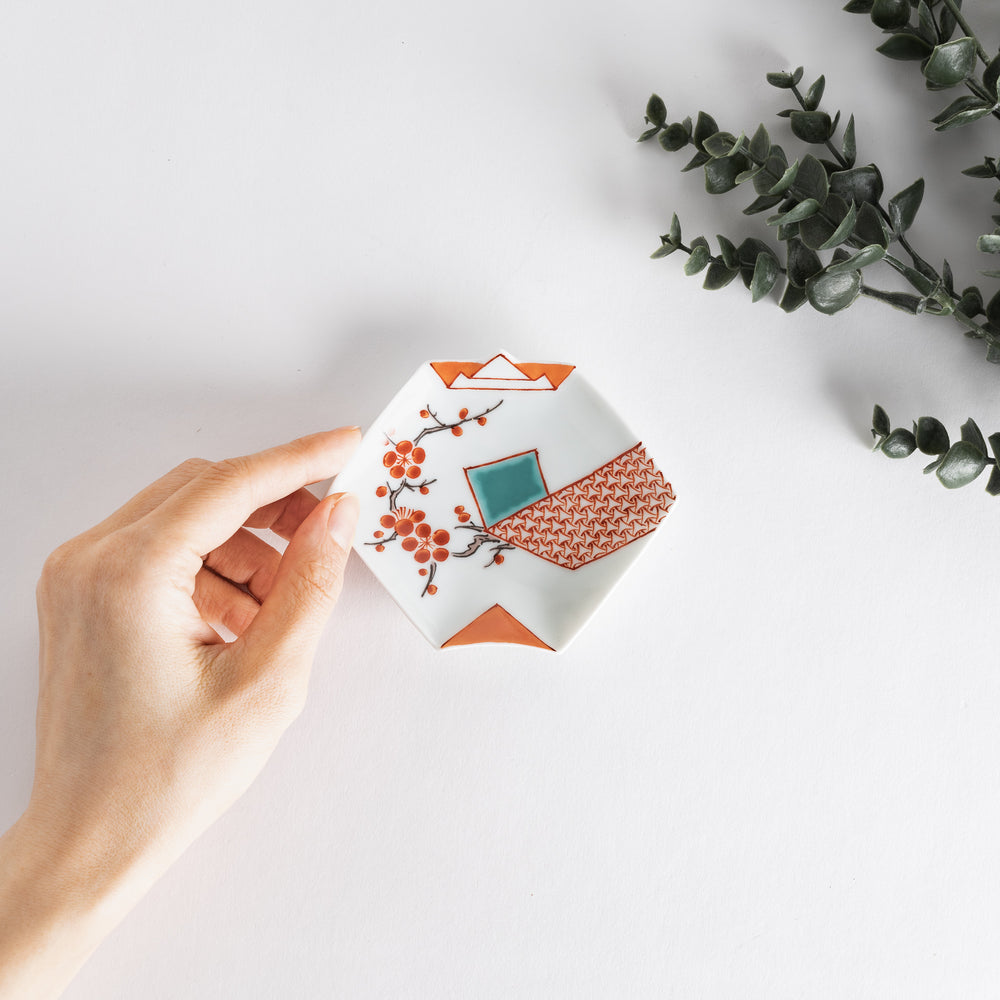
[
  {"xmin": 430, "ymin": 354, "xmax": 575, "ymax": 390},
  {"xmin": 441, "ymin": 604, "xmax": 554, "ymax": 650}
]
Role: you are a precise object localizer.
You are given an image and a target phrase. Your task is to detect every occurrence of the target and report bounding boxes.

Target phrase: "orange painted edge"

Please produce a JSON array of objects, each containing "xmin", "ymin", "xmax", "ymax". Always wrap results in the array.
[
  {"xmin": 441, "ymin": 604, "xmax": 554, "ymax": 650},
  {"xmin": 429, "ymin": 360, "xmax": 483, "ymax": 387},
  {"xmin": 428, "ymin": 356, "xmax": 576, "ymax": 390},
  {"xmin": 515, "ymin": 362, "xmax": 575, "ymax": 388}
]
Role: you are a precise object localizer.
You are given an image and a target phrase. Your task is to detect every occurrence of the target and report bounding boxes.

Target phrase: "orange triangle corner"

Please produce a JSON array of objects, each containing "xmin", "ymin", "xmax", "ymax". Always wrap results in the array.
[
  {"xmin": 429, "ymin": 357, "xmax": 576, "ymax": 390},
  {"xmin": 515, "ymin": 362, "xmax": 576, "ymax": 389},
  {"xmin": 441, "ymin": 604, "xmax": 554, "ymax": 651},
  {"xmin": 429, "ymin": 360, "xmax": 483, "ymax": 387}
]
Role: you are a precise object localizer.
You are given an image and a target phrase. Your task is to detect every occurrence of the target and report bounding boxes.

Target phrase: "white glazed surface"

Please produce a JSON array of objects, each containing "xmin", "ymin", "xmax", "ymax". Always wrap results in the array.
[{"xmin": 333, "ymin": 355, "xmax": 674, "ymax": 650}]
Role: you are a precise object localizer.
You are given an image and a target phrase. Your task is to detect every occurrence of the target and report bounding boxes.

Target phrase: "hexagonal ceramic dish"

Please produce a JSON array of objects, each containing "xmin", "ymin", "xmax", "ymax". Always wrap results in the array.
[{"xmin": 331, "ymin": 353, "xmax": 676, "ymax": 651}]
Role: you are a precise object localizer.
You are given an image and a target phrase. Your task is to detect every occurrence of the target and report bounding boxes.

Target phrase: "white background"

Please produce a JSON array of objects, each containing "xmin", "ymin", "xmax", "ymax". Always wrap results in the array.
[{"xmin": 3, "ymin": 1, "xmax": 1000, "ymax": 997}]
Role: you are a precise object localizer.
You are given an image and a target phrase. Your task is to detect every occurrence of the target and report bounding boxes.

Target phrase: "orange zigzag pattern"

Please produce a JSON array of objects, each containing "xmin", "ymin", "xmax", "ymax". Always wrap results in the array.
[{"xmin": 487, "ymin": 444, "xmax": 675, "ymax": 570}]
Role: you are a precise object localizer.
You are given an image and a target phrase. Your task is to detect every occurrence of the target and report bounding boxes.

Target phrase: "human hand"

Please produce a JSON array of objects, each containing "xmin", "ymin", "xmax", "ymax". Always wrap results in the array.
[{"xmin": 0, "ymin": 427, "xmax": 360, "ymax": 999}]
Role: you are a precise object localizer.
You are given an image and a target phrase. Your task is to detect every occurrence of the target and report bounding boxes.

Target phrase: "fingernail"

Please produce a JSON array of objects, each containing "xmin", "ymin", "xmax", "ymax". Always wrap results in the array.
[{"xmin": 327, "ymin": 492, "xmax": 360, "ymax": 550}]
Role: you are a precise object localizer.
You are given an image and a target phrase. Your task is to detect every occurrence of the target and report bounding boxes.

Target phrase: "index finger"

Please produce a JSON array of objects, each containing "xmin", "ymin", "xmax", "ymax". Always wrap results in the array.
[{"xmin": 143, "ymin": 427, "xmax": 361, "ymax": 558}]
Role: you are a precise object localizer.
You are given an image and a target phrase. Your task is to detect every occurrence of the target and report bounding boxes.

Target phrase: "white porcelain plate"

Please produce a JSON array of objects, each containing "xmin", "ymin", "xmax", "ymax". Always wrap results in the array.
[{"xmin": 332, "ymin": 353, "xmax": 676, "ymax": 651}]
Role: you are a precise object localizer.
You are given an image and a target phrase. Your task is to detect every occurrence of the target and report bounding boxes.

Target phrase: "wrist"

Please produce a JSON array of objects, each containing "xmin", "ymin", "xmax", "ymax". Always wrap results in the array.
[{"xmin": 0, "ymin": 808, "xmax": 157, "ymax": 999}]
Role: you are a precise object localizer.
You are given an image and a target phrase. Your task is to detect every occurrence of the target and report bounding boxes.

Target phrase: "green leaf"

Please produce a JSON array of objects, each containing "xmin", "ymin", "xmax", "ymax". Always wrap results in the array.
[
  {"xmin": 877, "ymin": 33, "xmax": 934, "ymax": 61},
  {"xmin": 651, "ymin": 242, "xmax": 678, "ymax": 259},
  {"xmin": 923, "ymin": 37, "xmax": 977, "ymax": 88},
  {"xmin": 916, "ymin": 416, "xmax": 950, "ymax": 454},
  {"xmin": 934, "ymin": 102, "xmax": 995, "ymax": 131},
  {"xmin": 705, "ymin": 154, "xmax": 749, "ymax": 194},
  {"xmin": 826, "ymin": 244, "xmax": 886, "ymax": 274},
  {"xmin": 987, "ymin": 342, "xmax": 1000, "ymax": 364},
  {"xmin": 767, "ymin": 198, "xmax": 821, "ymax": 226},
  {"xmin": 956, "ymin": 286, "xmax": 984, "ymax": 317},
  {"xmin": 737, "ymin": 238, "xmax": 778, "ymax": 287},
  {"xmin": 881, "ymin": 428, "xmax": 917, "ymax": 457},
  {"xmin": 659, "ymin": 123, "xmax": 691, "ymax": 150},
  {"xmin": 752, "ymin": 151, "xmax": 789, "ymax": 195},
  {"xmin": 787, "ymin": 238, "xmax": 823, "ymax": 287},
  {"xmin": 638, "ymin": 126, "xmax": 661, "ymax": 142},
  {"xmin": 888, "ymin": 178, "xmax": 925, "ymax": 235},
  {"xmin": 820, "ymin": 200, "xmax": 859, "ymax": 250},
  {"xmin": 854, "ymin": 202, "xmax": 891, "ymax": 249},
  {"xmin": 798, "ymin": 215, "xmax": 833, "ymax": 251},
  {"xmin": 717, "ymin": 234, "xmax": 738, "ymax": 269},
  {"xmin": 989, "ymin": 432, "xmax": 1000, "ymax": 466},
  {"xmin": 987, "ymin": 288, "xmax": 1000, "ymax": 327},
  {"xmin": 978, "ymin": 234, "xmax": 1000, "ymax": 254},
  {"xmin": 779, "ymin": 282, "xmax": 808, "ymax": 312},
  {"xmin": 703, "ymin": 260, "xmax": 739, "ymax": 290},
  {"xmin": 646, "ymin": 95, "xmax": 667, "ymax": 127},
  {"xmin": 703, "ymin": 131, "xmax": 739, "ymax": 157},
  {"xmin": 986, "ymin": 465, "xmax": 1000, "ymax": 496},
  {"xmin": 669, "ymin": 213, "xmax": 682, "ymax": 245},
  {"xmin": 776, "ymin": 222, "xmax": 800, "ymax": 242},
  {"xmin": 743, "ymin": 193, "xmax": 785, "ymax": 215},
  {"xmin": 915, "ymin": 1, "xmax": 936, "ymax": 44},
  {"xmin": 693, "ymin": 111, "xmax": 720, "ymax": 150},
  {"xmin": 681, "ymin": 150, "xmax": 711, "ymax": 172},
  {"xmin": 803, "ymin": 75, "xmax": 826, "ymax": 111},
  {"xmin": 684, "ymin": 242, "xmax": 712, "ymax": 275},
  {"xmin": 735, "ymin": 164, "xmax": 765, "ymax": 185},
  {"xmin": 795, "ymin": 155, "xmax": 830, "ymax": 203},
  {"xmin": 805, "ymin": 268, "xmax": 863, "ymax": 314},
  {"xmin": 766, "ymin": 67, "xmax": 803, "ymax": 90},
  {"xmin": 842, "ymin": 115, "xmax": 857, "ymax": 167},
  {"xmin": 750, "ymin": 253, "xmax": 780, "ymax": 302},
  {"xmin": 863, "ymin": 288, "xmax": 923, "ymax": 312},
  {"xmin": 749, "ymin": 123, "xmax": 770, "ymax": 162},
  {"xmin": 843, "ymin": 0, "xmax": 874, "ymax": 12},
  {"xmin": 961, "ymin": 417, "xmax": 987, "ymax": 454},
  {"xmin": 829, "ymin": 165, "xmax": 884, "ymax": 205},
  {"xmin": 871, "ymin": 0, "xmax": 910, "ymax": 30},
  {"xmin": 986, "ymin": 54, "xmax": 1000, "ymax": 98},
  {"xmin": 872, "ymin": 404, "xmax": 891, "ymax": 438},
  {"xmin": 895, "ymin": 261, "xmax": 935, "ymax": 297},
  {"xmin": 767, "ymin": 160, "xmax": 800, "ymax": 196},
  {"xmin": 931, "ymin": 95, "xmax": 986, "ymax": 124},
  {"xmin": 939, "ymin": 0, "xmax": 957, "ymax": 40},
  {"xmin": 766, "ymin": 71, "xmax": 796, "ymax": 89},
  {"xmin": 936, "ymin": 440, "xmax": 988, "ymax": 488},
  {"xmin": 790, "ymin": 110, "xmax": 833, "ymax": 143},
  {"xmin": 963, "ymin": 159, "xmax": 998, "ymax": 179}
]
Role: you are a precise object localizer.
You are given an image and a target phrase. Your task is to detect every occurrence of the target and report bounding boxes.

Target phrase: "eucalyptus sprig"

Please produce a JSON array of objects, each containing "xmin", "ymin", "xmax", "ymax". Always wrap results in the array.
[
  {"xmin": 639, "ymin": 3, "xmax": 1000, "ymax": 499},
  {"xmin": 638, "ymin": 71, "xmax": 1000, "ymax": 363},
  {"xmin": 845, "ymin": 0, "xmax": 1000, "ymax": 131},
  {"xmin": 872, "ymin": 404, "xmax": 1000, "ymax": 492}
]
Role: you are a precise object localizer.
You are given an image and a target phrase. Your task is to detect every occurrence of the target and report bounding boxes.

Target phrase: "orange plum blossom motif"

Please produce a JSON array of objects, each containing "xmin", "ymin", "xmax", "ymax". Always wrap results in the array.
[{"xmin": 367, "ymin": 401, "xmax": 505, "ymax": 597}]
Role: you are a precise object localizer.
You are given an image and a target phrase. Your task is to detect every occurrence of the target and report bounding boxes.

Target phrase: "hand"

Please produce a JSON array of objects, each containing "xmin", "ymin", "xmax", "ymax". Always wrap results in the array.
[{"xmin": 0, "ymin": 427, "xmax": 361, "ymax": 999}]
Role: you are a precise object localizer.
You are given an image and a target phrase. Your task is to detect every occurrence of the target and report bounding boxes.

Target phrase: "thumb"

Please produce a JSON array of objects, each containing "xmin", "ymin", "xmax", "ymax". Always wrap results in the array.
[{"xmin": 240, "ymin": 491, "xmax": 359, "ymax": 665}]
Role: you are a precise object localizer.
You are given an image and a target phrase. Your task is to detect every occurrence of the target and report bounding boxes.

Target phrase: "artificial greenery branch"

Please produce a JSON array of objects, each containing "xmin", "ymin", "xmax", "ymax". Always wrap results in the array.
[
  {"xmin": 639, "ymin": 74, "xmax": 1000, "ymax": 360},
  {"xmin": 846, "ymin": 0, "xmax": 1000, "ymax": 127},
  {"xmin": 638, "ymin": 1, "xmax": 1000, "ymax": 495},
  {"xmin": 871, "ymin": 404, "xmax": 1000, "ymax": 493}
]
